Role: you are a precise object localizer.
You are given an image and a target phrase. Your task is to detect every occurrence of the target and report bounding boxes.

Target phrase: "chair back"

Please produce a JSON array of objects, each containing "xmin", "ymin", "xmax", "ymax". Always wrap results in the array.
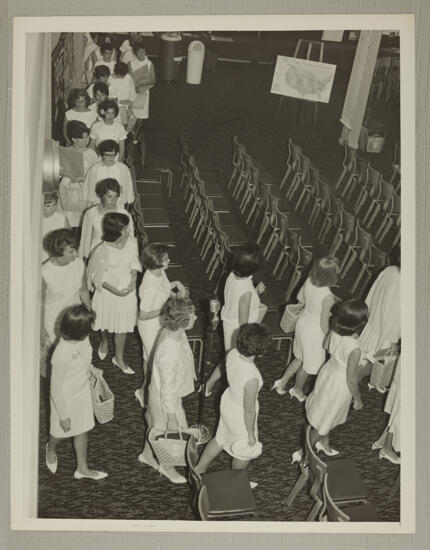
[
  {"xmin": 369, "ymin": 243, "xmax": 388, "ymax": 272},
  {"xmin": 344, "ymin": 144, "xmax": 357, "ymax": 172},
  {"xmin": 197, "ymin": 485, "xmax": 210, "ymax": 521},
  {"xmin": 305, "ymin": 426, "xmax": 328, "ymax": 499},
  {"xmin": 379, "ymin": 177, "xmax": 395, "ymax": 206},
  {"xmin": 322, "ymin": 473, "xmax": 350, "ymax": 521},
  {"xmin": 186, "ymin": 435, "xmax": 202, "ymax": 492},
  {"xmin": 356, "ymin": 154, "xmax": 369, "ymax": 185},
  {"xmin": 355, "ymin": 220, "xmax": 372, "ymax": 253},
  {"xmin": 340, "ymin": 206, "xmax": 356, "ymax": 235}
]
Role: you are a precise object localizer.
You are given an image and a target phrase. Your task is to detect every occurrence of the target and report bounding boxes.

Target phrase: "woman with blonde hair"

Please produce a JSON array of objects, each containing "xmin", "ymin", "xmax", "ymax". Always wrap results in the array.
[
  {"xmin": 137, "ymin": 295, "xmax": 197, "ymax": 484},
  {"xmin": 272, "ymin": 256, "xmax": 339, "ymax": 402}
]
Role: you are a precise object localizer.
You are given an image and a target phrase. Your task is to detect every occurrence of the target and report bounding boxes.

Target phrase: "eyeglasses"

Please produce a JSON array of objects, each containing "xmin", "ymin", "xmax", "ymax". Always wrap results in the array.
[{"xmin": 103, "ymin": 153, "xmax": 117, "ymax": 158}]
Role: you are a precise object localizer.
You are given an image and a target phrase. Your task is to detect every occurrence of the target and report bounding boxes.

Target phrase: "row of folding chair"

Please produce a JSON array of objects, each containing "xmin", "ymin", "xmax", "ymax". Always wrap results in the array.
[
  {"xmin": 334, "ymin": 144, "xmax": 400, "ymax": 249},
  {"xmin": 227, "ymin": 137, "xmax": 314, "ymax": 302},
  {"xmin": 287, "ymin": 426, "xmax": 379, "ymax": 522},
  {"xmin": 125, "ymin": 142, "xmax": 205, "ymax": 372},
  {"xmin": 180, "ymin": 138, "xmax": 249, "ymax": 281}
]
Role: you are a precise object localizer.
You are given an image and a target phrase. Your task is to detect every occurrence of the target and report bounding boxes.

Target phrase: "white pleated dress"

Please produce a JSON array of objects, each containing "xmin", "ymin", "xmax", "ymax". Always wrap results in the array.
[
  {"xmin": 306, "ymin": 332, "xmax": 363, "ymax": 436},
  {"xmin": 50, "ymin": 337, "xmax": 95, "ymax": 438},
  {"xmin": 215, "ymin": 349, "xmax": 263, "ymax": 459},
  {"xmin": 89, "ymin": 237, "xmax": 142, "ymax": 333}
]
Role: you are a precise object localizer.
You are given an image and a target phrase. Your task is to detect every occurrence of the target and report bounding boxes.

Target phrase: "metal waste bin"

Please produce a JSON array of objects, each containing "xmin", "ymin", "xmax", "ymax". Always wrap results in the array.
[
  {"xmin": 359, "ymin": 121, "xmax": 386, "ymax": 153},
  {"xmin": 186, "ymin": 40, "xmax": 205, "ymax": 84},
  {"xmin": 159, "ymin": 32, "xmax": 182, "ymax": 82}
]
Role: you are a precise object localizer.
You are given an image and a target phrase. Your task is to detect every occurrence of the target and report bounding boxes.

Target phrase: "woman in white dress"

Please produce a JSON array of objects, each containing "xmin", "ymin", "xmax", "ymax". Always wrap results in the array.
[
  {"xmin": 63, "ymin": 89, "xmax": 98, "ymax": 146},
  {"xmin": 135, "ymin": 243, "xmax": 186, "ymax": 408},
  {"xmin": 205, "ymin": 245, "xmax": 266, "ymax": 395},
  {"xmin": 89, "ymin": 99, "xmax": 127, "ymax": 161},
  {"xmin": 128, "ymin": 41, "xmax": 156, "ymax": 143},
  {"xmin": 58, "ymin": 121, "xmax": 98, "ymax": 228},
  {"xmin": 371, "ymin": 354, "xmax": 401, "ymax": 464},
  {"xmin": 358, "ymin": 246, "xmax": 401, "ymax": 386},
  {"xmin": 87, "ymin": 212, "xmax": 141, "ymax": 373},
  {"xmin": 82, "ymin": 139, "xmax": 134, "ymax": 208},
  {"xmin": 305, "ymin": 299, "xmax": 368, "ymax": 456},
  {"xmin": 45, "ymin": 305, "xmax": 108, "ymax": 480},
  {"xmin": 272, "ymin": 257, "xmax": 339, "ymax": 402},
  {"xmin": 41, "ymin": 229, "xmax": 91, "ymax": 347},
  {"xmin": 78, "ymin": 178, "xmax": 134, "ymax": 261},
  {"xmin": 137, "ymin": 296, "xmax": 197, "ymax": 484},
  {"xmin": 196, "ymin": 323, "xmax": 268, "ymax": 474}
]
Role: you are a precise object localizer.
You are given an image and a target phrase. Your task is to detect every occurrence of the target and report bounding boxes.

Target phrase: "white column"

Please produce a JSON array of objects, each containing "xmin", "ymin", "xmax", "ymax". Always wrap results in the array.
[{"xmin": 339, "ymin": 30, "xmax": 382, "ymax": 148}]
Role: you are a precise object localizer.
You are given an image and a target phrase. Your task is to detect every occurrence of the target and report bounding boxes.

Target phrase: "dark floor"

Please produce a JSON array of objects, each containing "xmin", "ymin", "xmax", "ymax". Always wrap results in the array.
[{"xmin": 38, "ymin": 50, "xmax": 401, "ymax": 521}]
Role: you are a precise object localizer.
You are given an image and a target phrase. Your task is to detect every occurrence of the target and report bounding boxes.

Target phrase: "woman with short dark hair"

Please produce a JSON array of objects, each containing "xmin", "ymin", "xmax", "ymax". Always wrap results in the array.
[
  {"xmin": 305, "ymin": 299, "xmax": 368, "ymax": 455},
  {"xmin": 86, "ymin": 212, "xmax": 141, "ymax": 372},
  {"xmin": 78, "ymin": 177, "xmax": 134, "ymax": 261},
  {"xmin": 46, "ymin": 305, "xmax": 108, "ymax": 480},
  {"xmin": 135, "ymin": 243, "xmax": 185, "ymax": 408},
  {"xmin": 63, "ymin": 89, "xmax": 98, "ymax": 146},
  {"xmin": 196, "ymin": 323, "xmax": 268, "ymax": 475},
  {"xmin": 137, "ymin": 296, "xmax": 197, "ymax": 484},
  {"xmin": 41, "ymin": 229, "xmax": 91, "ymax": 348}
]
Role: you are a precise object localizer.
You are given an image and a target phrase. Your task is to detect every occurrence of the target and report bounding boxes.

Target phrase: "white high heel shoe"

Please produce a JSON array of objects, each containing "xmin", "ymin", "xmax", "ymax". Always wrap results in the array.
[
  {"xmin": 315, "ymin": 441, "xmax": 340, "ymax": 456},
  {"xmin": 271, "ymin": 379, "xmax": 287, "ymax": 395},
  {"xmin": 112, "ymin": 357, "xmax": 135, "ymax": 375},
  {"xmin": 288, "ymin": 387, "xmax": 307, "ymax": 402}
]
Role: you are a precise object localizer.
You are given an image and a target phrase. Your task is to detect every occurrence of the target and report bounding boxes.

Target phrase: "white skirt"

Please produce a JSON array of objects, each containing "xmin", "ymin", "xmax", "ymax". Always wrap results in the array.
[{"xmin": 92, "ymin": 288, "xmax": 138, "ymax": 333}]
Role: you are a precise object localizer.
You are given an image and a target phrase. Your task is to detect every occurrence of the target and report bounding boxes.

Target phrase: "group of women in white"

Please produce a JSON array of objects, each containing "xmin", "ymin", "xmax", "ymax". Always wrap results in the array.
[{"xmin": 42, "ymin": 33, "xmax": 401, "ymax": 485}]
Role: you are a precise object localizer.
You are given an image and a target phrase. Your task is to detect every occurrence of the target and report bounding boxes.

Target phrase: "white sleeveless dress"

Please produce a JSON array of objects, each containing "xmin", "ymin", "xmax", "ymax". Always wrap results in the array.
[
  {"xmin": 306, "ymin": 332, "xmax": 363, "ymax": 436},
  {"xmin": 215, "ymin": 349, "xmax": 263, "ymax": 458}
]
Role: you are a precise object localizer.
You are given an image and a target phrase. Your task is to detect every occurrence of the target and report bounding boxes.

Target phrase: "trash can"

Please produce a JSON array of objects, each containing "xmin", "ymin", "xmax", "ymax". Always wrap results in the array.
[
  {"xmin": 159, "ymin": 32, "xmax": 182, "ymax": 82},
  {"xmin": 186, "ymin": 40, "xmax": 205, "ymax": 84},
  {"xmin": 359, "ymin": 121, "xmax": 386, "ymax": 153}
]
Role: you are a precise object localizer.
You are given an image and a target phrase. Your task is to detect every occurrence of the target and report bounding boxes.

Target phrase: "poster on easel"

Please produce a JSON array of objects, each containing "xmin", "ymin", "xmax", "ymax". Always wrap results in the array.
[{"xmin": 270, "ymin": 55, "xmax": 337, "ymax": 103}]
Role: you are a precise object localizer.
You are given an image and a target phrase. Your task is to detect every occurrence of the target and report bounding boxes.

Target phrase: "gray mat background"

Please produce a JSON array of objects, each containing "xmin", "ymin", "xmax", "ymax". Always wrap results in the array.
[{"xmin": 1, "ymin": 0, "xmax": 428, "ymax": 548}]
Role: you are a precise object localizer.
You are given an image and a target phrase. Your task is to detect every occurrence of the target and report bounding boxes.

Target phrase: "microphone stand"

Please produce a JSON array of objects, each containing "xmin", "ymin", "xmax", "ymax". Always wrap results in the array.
[{"xmin": 191, "ymin": 268, "xmax": 226, "ymax": 445}]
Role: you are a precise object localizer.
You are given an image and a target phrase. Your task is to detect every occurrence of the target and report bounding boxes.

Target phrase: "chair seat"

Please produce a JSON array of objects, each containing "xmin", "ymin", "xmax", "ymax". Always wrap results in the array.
[
  {"xmin": 223, "ymin": 226, "xmax": 248, "ymax": 245},
  {"xmin": 199, "ymin": 170, "xmax": 220, "ymax": 185},
  {"xmin": 145, "ymin": 226, "xmax": 176, "ymax": 245},
  {"xmin": 138, "ymin": 168, "xmax": 164, "ymax": 182},
  {"xmin": 211, "ymin": 196, "xmax": 232, "ymax": 212},
  {"xmin": 339, "ymin": 502, "xmax": 380, "ymax": 522},
  {"xmin": 136, "ymin": 181, "xmax": 164, "ymax": 195},
  {"xmin": 145, "ymin": 157, "xmax": 171, "ymax": 170},
  {"xmin": 327, "ymin": 458, "xmax": 368, "ymax": 503},
  {"xmin": 204, "ymin": 181, "xmax": 224, "ymax": 197},
  {"xmin": 218, "ymin": 212, "xmax": 241, "ymax": 226},
  {"xmin": 202, "ymin": 470, "xmax": 256, "ymax": 514},
  {"xmin": 140, "ymin": 195, "xmax": 165, "ymax": 209},
  {"xmin": 142, "ymin": 209, "xmax": 170, "ymax": 226}
]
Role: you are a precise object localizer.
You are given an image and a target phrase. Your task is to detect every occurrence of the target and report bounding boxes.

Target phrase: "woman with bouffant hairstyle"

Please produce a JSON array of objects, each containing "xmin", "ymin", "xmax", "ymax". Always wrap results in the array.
[{"xmin": 137, "ymin": 295, "xmax": 197, "ymax": 484}]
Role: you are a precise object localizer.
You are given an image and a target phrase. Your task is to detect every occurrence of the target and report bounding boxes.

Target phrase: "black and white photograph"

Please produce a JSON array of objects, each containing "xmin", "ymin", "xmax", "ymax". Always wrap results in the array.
[{"xmin": 10, "ymin": 14, "xmax": 415, "ymax": 533}]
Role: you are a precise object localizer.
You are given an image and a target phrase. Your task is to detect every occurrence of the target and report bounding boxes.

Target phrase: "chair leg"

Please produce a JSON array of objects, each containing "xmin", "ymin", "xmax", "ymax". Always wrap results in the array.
[
  {"xmin": 341, "ymin": 249, "xmax": 357, "ymax": 279},
  {"xmin": 351, "ymin": 262, "xmax": 367, "ymax": 294},
  {"xmin": 306, "ymin": 500, "xmax": 324, "ymax": 522},
  {"xmin": 377, "ymin": 218, "xmax": 394, "ymax": 244},
  {"xmin": 286, "ymin": 470, "xmax": 309, "ymax": 507}
]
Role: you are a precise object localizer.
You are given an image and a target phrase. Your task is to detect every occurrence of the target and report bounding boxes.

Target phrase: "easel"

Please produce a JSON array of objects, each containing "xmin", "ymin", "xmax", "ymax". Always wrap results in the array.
[{"xmin": 272, "ymin": 39, "xmax": 325, "ymax": 136}]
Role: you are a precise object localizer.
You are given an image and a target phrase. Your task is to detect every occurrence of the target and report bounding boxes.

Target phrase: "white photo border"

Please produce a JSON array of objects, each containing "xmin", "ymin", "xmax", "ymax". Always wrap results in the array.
[{"xmin": 10, "ymin": 13, "xmax": 415, "ymax": 534}]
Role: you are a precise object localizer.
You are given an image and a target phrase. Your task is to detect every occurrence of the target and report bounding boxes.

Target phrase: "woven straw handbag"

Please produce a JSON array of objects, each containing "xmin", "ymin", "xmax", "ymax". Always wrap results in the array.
[
  {"xmin": 280, "ymin": 302, "xmax": 304, "ymax": 333},
  {"xmin": 89, "ymin": 366, "xmax": 115, "ymax": 424},
  {"xmin": 148, "ymin": 428, "xmax": 196, "ymax": 467}
]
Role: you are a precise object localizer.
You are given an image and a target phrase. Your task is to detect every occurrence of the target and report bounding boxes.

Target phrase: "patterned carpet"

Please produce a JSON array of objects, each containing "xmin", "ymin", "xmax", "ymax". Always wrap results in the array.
[{"xmin": 38, "ymin": 55, "xmax": 400, "ymax": 521}]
